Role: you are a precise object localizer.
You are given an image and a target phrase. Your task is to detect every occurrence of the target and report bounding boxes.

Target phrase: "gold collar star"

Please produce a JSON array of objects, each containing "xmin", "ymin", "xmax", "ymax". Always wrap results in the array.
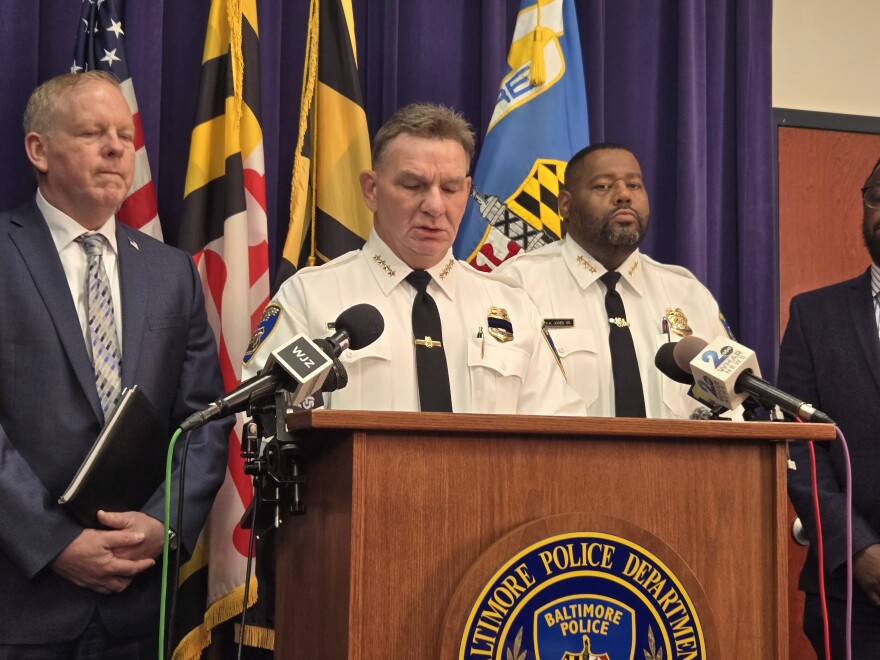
[
  {"xmin": 576, "ymin": 255, "xmax": 597, "ymax": 273},
  {"xmin": 372, "ymin": 254, "xmax": 396, "ymax": 277},
  {"xmin": 628, "ymin": 259, "xmax": 640, "ymax": 277},
  {"xmin": 439, "ymin": 258, "xmax": 455, "ymax": 280}
]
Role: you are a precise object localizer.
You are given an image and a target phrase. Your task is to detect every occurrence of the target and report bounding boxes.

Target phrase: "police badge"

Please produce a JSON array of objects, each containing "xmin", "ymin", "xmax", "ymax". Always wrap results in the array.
[
  {"xmin": 487, "ymin": 306, "xmax": 514, "ymax": 342},
  {"xmin": 664, "ymin": 307, "xmax": 693, "ymax": 337}
]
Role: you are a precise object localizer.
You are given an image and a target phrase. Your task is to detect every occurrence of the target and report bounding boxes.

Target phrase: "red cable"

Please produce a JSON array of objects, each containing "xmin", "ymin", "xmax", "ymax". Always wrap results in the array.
[{"xmin": 808, "ymin": 439, "xmax": 832, "ymax": 660}]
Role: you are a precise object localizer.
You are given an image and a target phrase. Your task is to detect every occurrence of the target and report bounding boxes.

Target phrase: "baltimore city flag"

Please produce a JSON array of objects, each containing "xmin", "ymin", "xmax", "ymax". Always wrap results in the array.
[{"xmin": 453, "ymin": 0, "xmax": 589, "ymax": 271}]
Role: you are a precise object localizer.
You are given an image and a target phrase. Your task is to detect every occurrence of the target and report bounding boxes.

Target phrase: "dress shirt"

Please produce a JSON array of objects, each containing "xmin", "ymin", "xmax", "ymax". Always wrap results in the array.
[
  {"xmin": 244, "ymin": 230, "xmax": 583, "ymax": 415},
  {"xmin": 871, "ymin": 262, "xmax": 880, "ymax": 335},
  {"xmin": 494, "ymin": 236, "xmax": 731, "ymax": 418},
  {"xmin": 37, "ymin": 190, "xmax": 122, "ymax": 349}
]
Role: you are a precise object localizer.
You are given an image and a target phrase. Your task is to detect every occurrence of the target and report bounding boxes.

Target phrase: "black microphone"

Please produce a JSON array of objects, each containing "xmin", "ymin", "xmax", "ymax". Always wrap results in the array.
[
  {"xmin": 311, "ymin": 302, "xmax": 384, "ymax": 394},
  {"xmin": 655, "ymin": 341, "xmax": 730, "ymax": 417},
  {"xmin": 321, "ymin": 303, "xmax": 385, "ymax": 356},
  {"xmin": 672, "ymin": 335, "xmax": 835, "ymax": 425},
  {"xmin": 654, "ymin": 341, "xmax": 693, "ymax": 384},
  {"xmin": 313, "ymin": 339, "xmax": 348, "ymax": 392},
  {"xmin": 180, "ymin": 304, "xmax": 384, "ymax": 431}
]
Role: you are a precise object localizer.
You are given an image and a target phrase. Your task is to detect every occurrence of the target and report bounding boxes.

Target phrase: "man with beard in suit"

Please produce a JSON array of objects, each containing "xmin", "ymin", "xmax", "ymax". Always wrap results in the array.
[{"xmin": 779, "ymin": 157, "xmax": 880, "ymax": 659}]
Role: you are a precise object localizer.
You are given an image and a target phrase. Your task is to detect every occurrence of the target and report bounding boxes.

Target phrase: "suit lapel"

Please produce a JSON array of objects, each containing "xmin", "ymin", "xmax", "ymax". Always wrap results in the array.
[
  {"xmin": 8, "ymin": 201, "xmax": 103, "ymax": 421},
  {"xmin": 848, "ymin": 269, "xmax": 880, "ymax": 393},
  {"xmin": 116, "ymin": 225, "xmax": 148, "ymax": 388}
]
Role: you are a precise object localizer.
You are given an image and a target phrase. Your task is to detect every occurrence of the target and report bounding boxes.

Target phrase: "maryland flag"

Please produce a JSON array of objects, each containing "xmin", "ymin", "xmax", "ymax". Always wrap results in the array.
[
  {"xmin": 453, "ymin": 0, "xmax": 589, "ymax": 271},
  {"xmin": 275, "ymin": 0, "xmax": 372, "ymax": 287},
  {"xmin": 172, "ymin": 0, "xmax": 270, "ymax": 656}
]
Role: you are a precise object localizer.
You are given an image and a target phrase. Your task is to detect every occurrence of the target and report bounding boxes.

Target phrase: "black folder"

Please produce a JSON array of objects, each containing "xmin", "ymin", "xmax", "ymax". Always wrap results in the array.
[{"xmin": 58, "ymin": 385, "xmax": 167, "ymax": 528}]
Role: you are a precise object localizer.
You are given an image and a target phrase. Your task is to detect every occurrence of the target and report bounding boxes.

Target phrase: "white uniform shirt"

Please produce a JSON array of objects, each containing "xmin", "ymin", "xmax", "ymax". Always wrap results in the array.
[
  {"xmin": 494, "ymin": 236, "xmax": 731, "ymax": 418},
  {"xmin": 244, "ymin": 231, "xmax": 584, "ymax": 415}
]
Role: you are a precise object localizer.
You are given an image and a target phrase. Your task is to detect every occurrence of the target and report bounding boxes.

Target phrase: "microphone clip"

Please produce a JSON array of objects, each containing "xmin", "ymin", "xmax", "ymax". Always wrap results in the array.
[{"xmin": 240, "ymin": 389, "xmax": 309, "ymax": 534}]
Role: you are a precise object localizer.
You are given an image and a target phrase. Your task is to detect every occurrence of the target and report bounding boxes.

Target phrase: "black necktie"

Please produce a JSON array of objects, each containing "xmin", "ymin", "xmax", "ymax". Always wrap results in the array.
[
  {"xmin": 600, "ymin": 271, "xmax": 646, "ymax": 417},
  {"xmin": 406, "ymin": 270, "xmax": 453, "ymax": 412}
]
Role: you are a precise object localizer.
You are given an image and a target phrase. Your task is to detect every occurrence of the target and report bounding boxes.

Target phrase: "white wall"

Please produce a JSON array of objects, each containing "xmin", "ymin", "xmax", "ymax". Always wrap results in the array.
[{"xmin": 773, "ymin": 0, "xmax": 880, "ymax": 116}]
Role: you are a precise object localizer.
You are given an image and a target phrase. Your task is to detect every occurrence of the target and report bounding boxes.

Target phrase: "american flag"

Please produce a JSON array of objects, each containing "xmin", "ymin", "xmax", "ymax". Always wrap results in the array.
[{"xmin": 72, "ymin": 0, "xmax": 163, "ymax": 240}]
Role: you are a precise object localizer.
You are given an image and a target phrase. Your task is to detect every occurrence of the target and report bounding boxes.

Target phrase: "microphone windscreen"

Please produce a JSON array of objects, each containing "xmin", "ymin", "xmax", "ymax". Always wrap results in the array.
[
  {"xmin": 335, "ymin": 303, "xmax": 384, "ymax": 350},
  {"xmin": 654, "ymin": 342, "xmax": 693, "ymax": 384},
  {"xmin": 673, "ymin": 336, "xmax": 709, "ymax": 375},
  {"xmin": 689, "ymin": 406, "xmax": 715, "ymax": 420}
]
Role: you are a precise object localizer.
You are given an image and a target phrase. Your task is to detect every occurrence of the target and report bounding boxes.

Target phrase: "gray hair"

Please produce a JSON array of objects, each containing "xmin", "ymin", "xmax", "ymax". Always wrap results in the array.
[
  {"xmin": 23, "ymin": 71, "xmax": 122, "ymax": 135},
  {"xmin": 372, "ymin": 103, "xmax": 475, "ymax": 168}
]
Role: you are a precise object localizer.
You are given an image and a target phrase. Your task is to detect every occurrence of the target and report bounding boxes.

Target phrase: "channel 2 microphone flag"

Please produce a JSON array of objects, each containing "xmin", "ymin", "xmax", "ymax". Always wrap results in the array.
[
  {"xmin": 452, "ymin": 0, "xmax": 589, "ymax": 271},
  {"xmin": 274, "ymin": 0, "xmax": 372, "ymax": 289},
  {"xmin": 72, "ymin": 0, "xmax": 163, "ymax": 240},
  {"xmin": 173, "ymin": 0, "xmax": 271, "ymax": 656}
]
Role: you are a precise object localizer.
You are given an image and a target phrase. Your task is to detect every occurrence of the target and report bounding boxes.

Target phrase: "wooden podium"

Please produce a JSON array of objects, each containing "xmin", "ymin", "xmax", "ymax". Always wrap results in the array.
[{"xmin": 273, "ymin": 411, "xmax": 835, "ymax": 659}]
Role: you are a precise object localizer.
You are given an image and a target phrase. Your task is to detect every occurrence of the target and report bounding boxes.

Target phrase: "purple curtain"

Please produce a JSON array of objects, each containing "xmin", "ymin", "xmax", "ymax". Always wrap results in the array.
[
  {"xmin": 0, "ymin": 0, "xmax": 775, "ymax": 371},
  {"xmin": 578, "ymin": 0, "xmax": 775, "ymax": 371}
]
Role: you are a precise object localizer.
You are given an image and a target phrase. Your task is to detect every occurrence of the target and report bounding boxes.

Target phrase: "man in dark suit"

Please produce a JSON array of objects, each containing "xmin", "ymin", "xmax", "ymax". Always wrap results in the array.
[
  {"xmin": 779, "ymin": 158, "xmax": 880, "ymax": 659},
  {"xmin": 0, "ymin": 71, "xmax": 230, "ymax": 657}
]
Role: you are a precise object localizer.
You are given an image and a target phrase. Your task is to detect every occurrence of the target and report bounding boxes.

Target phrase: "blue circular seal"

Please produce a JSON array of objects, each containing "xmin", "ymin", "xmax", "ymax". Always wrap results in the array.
[{"xmin": 458, "ymin": 531, "xmax": 707, "ymax": 660}]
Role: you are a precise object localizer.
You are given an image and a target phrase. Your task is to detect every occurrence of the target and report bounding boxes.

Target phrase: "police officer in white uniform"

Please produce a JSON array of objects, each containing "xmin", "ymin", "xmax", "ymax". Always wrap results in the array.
[
  {"xmin": 244, "ymin": 103, "xmax": 583, "ymax": 416},
  {"xmin": 495, "ymin": 143, "xmax": 731, "ymax": 419}
]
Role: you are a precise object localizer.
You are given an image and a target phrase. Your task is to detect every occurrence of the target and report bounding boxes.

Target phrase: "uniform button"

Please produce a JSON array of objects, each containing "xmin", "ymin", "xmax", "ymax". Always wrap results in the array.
[
  {"xmin": 344, "ymin": 350, "xmax": 353, "ymax": 358},
  {"xmin": 501, "ymin": 363, "xmax": 508, "ymax": 371}
]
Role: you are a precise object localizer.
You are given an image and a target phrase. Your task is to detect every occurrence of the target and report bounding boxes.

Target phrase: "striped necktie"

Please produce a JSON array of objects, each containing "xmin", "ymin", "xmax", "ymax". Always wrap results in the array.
[
  {"xmin": 75, "ymin": 232, "xmax": 122, "ymax": 420},
  {"xmin": 873, "ymin": 291, "xmax": 880, "ymax": 340}
]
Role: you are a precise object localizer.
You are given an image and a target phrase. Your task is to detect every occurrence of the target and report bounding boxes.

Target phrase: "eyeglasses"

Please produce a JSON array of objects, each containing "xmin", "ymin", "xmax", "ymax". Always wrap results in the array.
[{"xmin": 863, "ymin": 185, "xmax": 880, "ymax": 210}]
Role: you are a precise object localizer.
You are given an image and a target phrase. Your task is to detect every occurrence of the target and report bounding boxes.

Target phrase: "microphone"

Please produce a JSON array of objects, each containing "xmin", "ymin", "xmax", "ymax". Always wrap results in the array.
[
  {"xmin": 320, "ymin": 303, "xmax": 385, "ymax": 356},
  {"xmin": 308, "ymin": 302, "xmax": 384, "ymax": 393},
  {"xmin": 180, "ymin": 304, "xmax": 384, "ymax": 431},
  {"xmin": 654, "ymin": 341, "xmax": 693, "ymax": 384},
  {"xmin": 655, "ymin": 341, "xmax": 730, "ymax": 416},
  {"xmin": 180, "ymin": 333, "xmax": 333, "ymax": 431},
  {"xmin": 314, "ymin": 339, "xmax": 348, "ymax": 392},
  {"xmin": 689, "ymin": 406, "xmax": 717, "ymax": 420},
  {"xmin": 674, "ymin": 335, "xmax": 835, "ymax": 424}
]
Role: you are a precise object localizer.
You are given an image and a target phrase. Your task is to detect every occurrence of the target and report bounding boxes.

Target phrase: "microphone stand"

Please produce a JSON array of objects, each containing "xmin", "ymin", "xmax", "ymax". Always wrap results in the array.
[
  {"xmin": 235, "ymin": 389, "xmax": 309, "ymax": 658},
  {"xmin": 741, "ymin": 398, "xmax": 765, "ymax": 421},
  {"xmin": 241, "ymin": 390, "xmax": 308, "ymax": 534}
]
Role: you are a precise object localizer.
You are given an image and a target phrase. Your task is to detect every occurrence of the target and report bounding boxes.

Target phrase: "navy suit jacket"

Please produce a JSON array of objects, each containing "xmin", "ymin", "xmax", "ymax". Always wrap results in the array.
[
  {"xmin": 779, "ymin": 269, "xmax": 880, "ymax": 603},
  {"xmin": 0, "ymin": 199, "xmax": 231, "ymax": 643}
]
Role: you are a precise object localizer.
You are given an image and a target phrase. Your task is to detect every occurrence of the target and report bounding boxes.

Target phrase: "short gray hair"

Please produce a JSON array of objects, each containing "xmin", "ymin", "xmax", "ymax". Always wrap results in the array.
[
  {"xmin": 23, "ymin": 71, "xmax": 122, "ymax": 135},
  {"xmin": 372, "ymin": 103, "xmax": 475, "ymax": 168}
]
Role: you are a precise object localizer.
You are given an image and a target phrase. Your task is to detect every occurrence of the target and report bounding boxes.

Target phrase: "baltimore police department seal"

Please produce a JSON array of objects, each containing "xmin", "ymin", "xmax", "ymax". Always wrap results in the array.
[{"xmin": 455, "ymin": 530, "xmax": 708, "ymax": 660}]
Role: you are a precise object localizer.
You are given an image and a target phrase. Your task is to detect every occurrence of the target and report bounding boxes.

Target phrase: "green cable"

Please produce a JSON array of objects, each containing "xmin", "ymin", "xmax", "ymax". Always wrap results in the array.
[{"xmin": 158, "ymin": 427, "xmax": 182, "ymax": 660}]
